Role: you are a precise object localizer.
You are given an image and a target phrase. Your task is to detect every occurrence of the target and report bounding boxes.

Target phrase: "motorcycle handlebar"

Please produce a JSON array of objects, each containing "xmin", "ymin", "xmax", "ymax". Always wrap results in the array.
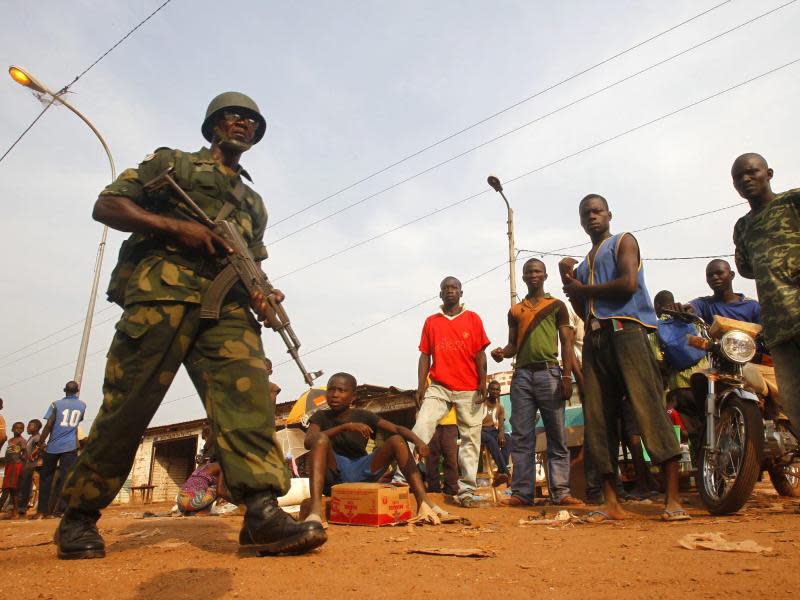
[{"xmin": 661, "ymin": 307, "xmax": 705, "ymax": 327}]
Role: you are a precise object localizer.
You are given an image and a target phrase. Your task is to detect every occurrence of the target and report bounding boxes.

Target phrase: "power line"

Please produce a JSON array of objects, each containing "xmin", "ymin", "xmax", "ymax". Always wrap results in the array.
[
  {"xmin": 0, "ymin": 96, "xmax": 58, "ymax": 164},
  {"xmin": 0, "ymin": 348, "xmax": 106, "ymax": 391},
  {"xmin": 272, "ymin": 202, "xmax": 751, "ymax": 370},
  {"xmin": 0, "ymin": 0, "xmax": 175, "ymax": 166},
  {"xmin": 0, "ymin": 303, "xmax": 117, "ymax": 362},
  {"xmin": 161, "ymin": 205, "xmax": 746, "ymax": 404},
  {"xmin": 5, "ymin": 56, "xmax": 792, "ymax": 384},
  {"xmin": 519, "ymin": 249, "xmax": 735, "ymax": 261},
  {"xmin": 268, "ymin": 1, "xmax": 795, "ymax": 246},
  {"xmin": 272, "ymin": 50, "xmax": 794, "ymax": 284},
  {"xmin": 0, "ymin": 311, "xmax": 120, "ymax": 370},
  {"xmin": 61, "ymin": 0, "xmax": 174, "ymax": 91},
  {"xmin": 267, "ymin": 0, "xmax": 733, "ymax": 230}
]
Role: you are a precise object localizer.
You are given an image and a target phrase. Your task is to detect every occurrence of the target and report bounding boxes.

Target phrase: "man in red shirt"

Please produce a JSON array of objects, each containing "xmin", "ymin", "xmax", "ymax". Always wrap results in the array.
[{"xmin": 413, "ymin": 276, "xmax": 490, "ymax": 507}]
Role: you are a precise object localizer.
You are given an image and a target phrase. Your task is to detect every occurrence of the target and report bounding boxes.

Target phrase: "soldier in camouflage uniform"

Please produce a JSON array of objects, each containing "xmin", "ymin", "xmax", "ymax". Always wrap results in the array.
[
  {"xmin": 55, "ymin": 92, "xmax": 327, "ymax": 559},
  {"xmin": 732, "ymin": 153, "xmax": 800, "ymax": 444}
]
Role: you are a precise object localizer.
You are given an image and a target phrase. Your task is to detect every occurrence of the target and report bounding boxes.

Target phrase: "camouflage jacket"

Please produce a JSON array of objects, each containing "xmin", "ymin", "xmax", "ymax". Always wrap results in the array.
[
  {"xmin": 733, "ymin": 188, "xmax": 800, "ymax": 347},
  {"xmin": 102, "ymin": 147, "xmax": 268, "ymax": 307}
]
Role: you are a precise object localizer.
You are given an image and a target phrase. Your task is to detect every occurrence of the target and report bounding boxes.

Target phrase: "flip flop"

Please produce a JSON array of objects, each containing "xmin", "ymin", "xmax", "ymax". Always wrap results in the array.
[
  {"xmin": 584, "ymin": 510, "xmax": 612, "ymax": 524},
  {"xmin": 661, "ymin": 508, "xmax": 691, "ymax": 522}
]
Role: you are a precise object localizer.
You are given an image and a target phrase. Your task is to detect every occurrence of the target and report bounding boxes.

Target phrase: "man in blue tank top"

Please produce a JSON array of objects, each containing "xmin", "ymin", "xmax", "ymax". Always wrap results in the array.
[{"xmin": 559, "ymin": 194, "xmax": 688, "ymax": 522}]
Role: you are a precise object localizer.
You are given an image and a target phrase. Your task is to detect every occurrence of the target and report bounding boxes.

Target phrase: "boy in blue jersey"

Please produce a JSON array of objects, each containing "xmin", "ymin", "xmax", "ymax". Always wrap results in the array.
[
  {"xmin": 560, "ymin": 195, "xmax": 687, "ymax": 522},
  {"xmin": 33, "ymin": 381, "xmax": 86, "ymax": 518}
]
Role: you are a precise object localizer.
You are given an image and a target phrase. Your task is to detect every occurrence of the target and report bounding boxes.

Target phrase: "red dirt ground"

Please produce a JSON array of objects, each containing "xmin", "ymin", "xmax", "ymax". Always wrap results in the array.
[{"xmin": 1, "ymin": 483, "xmax": 798, "ymax": 600}]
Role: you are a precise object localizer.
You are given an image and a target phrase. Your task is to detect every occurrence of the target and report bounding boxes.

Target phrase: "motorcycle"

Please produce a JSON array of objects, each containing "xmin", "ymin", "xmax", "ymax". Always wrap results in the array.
[{"xmin": 663, "ymin": 309, "xmax": 800, "ymax": 514}]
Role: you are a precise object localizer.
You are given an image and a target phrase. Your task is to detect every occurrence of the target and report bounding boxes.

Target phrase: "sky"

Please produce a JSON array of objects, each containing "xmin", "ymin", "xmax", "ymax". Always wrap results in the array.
[{"xmin": 1, "ymin": 0, "xmax": 797, "ymax": 434}]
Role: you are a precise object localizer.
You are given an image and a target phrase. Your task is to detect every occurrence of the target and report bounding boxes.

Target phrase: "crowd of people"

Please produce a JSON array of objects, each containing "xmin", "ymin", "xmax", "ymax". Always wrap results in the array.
[
  {"xmin": 1, "ymin": 87, "xmax": 796, "ymax": 561},
  {"xmin": 0, "ymin": 381, "xmax": 86, "ymax": 519}
]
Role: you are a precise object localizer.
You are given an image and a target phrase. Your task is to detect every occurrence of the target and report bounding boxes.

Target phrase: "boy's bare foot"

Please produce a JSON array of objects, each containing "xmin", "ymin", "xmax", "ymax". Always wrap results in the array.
[
  {"xmin": 303, "ymin": 513, "xmax": 329, "ymax": 529},
  {"xmin": 409, "ymin": 501, "xmax": 441, "ymax": 525}
]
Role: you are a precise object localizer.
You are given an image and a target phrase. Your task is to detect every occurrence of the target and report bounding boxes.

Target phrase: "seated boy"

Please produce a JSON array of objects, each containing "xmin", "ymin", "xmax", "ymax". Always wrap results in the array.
[{"xmin": 304, "ymin": 372, "xmax": 443, "ymax": 525}]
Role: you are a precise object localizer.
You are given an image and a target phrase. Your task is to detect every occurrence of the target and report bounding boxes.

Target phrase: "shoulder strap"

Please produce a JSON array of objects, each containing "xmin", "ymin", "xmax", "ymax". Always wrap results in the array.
[
  {"xmin": 215, "ymin": 178, "xmax": 248, "ymax": 223},
  {"xmin": 171, "ymin": 150, "xmax": 194, "ymax": 186},
  {"xmin": 514, "ymin": 298, "xmax": 560, "ymax": 354}
]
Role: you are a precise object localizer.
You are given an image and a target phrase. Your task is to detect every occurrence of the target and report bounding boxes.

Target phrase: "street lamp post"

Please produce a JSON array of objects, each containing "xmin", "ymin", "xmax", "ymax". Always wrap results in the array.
[
  {"xmin": 487, "ymin": 175, "xmax": 517, "ymax": 309},
  {"xmin": 9, "ymin": 65, "xmax": 116, "ymax": 387}
]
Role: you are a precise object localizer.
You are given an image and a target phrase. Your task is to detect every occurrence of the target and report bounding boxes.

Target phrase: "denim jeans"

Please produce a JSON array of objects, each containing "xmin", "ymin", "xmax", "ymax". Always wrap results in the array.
[
  {"xmin": 509, "ymin": 367, "xmax": 571, "ymax": 503},
  {"xmin": 413, "ymin": 384, "xmax": 483, "ymax": 499},
  {"xmin": 771, "ymin": 335, "xmax": 800, "ymax": 433},
  {"xmin": 38, "ymin": 450, "xmax": 78, "ymax": 515},
  {"xmin": 480, "ymin": 427, "xmax": 508, "ymax": 473},
  {"xmin": 583, "ymin": 320, "xmax": 680, "ymax": 476}
]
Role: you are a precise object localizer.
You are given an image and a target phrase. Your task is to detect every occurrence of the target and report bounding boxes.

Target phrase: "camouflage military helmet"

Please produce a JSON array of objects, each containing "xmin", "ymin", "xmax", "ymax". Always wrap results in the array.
[{"xmin": 202, "ymin": 92, "xmax": 267, "ymax": 144}]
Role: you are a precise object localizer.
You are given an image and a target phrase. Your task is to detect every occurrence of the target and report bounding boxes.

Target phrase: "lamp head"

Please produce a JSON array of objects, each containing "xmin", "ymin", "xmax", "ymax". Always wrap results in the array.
[
  {"xmin": 487, "ymin": 175, "xmax": 503, "ymax": 193},
  {"xmin": 8, "ymin": 66, "xmax": 48, "ymax": 95}
]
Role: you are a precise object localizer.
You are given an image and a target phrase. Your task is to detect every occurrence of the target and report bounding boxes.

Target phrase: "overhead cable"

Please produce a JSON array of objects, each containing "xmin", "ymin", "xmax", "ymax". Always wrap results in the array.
[
  {"xmin": 267, "ymin": 0, "xmax": 733, "ymax": 229},
  {"xmin": 273, "ymin": 51, "xmax": 796, "ymax": 283},
  {"xmin": 0, "ymin": 303, "xmax": 117, "ymax": 362},
  {"xmin": 0, "ymin": 0, "xmax": 175, "ymax": 166},
  {"xmin": 269, "ymin": 1, "xmax": 795, "ymax": 246},
  {"xmin": 271, "ymin": 201, "xmax": 751, "ymax": 370}
]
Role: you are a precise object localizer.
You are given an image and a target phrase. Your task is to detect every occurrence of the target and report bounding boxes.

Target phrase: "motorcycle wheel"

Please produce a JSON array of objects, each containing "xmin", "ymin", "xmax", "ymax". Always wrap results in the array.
[
  {"xmin": 768, "ymin": 462, "xmax": 800, "ymax": 497},
  {"xmin": 698, "ymin": 396, "xmax": 763, "ymax": 515}
]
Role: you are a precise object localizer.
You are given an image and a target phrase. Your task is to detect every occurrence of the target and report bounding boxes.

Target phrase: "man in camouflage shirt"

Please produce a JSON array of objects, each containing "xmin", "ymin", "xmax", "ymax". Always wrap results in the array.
[
  {"xmin": 732, "ymin": 153, "xmax": 800, "ymax": 443},
  {"xmin": 56, "ymin": 92, "xmax": 327, "ymax": 559}
]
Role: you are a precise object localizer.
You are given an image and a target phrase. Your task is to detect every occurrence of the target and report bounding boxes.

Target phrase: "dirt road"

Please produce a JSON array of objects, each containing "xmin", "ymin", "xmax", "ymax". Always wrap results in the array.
[{"xmin": 1, "ymin": 484, "xmax": 797, "ymax": 600}]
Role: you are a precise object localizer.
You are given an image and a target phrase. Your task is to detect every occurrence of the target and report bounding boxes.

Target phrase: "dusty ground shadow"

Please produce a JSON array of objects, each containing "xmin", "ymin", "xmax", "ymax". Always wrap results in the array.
[
  {"xmin": 134, "ymin": 567, "xmax": 232, "ymax": 599},
  {"xmin": 108, "ymin": 516, "xmax": 239, "ymax": 557}
]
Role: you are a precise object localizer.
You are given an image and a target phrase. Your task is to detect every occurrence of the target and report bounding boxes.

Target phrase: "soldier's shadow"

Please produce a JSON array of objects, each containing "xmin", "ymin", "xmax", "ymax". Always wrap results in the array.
[
  {"xmin": 107, "ymin": 517, "xmax": 239, "ymax": 557},
  {"xmin": 133, "ymin": 567, "xmax": 233, "ymax": 600}
]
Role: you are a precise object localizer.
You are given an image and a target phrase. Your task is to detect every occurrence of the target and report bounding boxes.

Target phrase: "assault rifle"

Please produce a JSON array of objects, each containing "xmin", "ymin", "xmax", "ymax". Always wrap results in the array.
[{"xmin": 143, "ymin": 168, "xmax": 322, "ymax": 387}]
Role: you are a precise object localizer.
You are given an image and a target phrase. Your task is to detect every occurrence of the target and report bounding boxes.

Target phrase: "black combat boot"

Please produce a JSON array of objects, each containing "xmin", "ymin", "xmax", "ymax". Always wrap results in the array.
[
  {"xmin": 239, "ymin": 491, "xmax": 327, "ymax": 555},
  {"xmin": 54, "ymin": 509, "xmax": 106, "ymax": 560}
]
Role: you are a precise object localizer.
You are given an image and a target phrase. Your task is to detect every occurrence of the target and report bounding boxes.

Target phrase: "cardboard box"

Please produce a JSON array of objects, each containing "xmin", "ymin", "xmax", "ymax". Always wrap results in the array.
[{"xmin": 329, "ymin": 483, "xmax": 412, "ymax": 526}]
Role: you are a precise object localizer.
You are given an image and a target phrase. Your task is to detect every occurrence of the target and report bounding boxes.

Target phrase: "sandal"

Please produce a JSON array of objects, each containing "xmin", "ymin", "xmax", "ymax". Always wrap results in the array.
[
  {"xmin": 661, "ymin": 508, "xmax": 691, "ymax": 522},
  {"xmin": 584, "ymin": 510, "xmax": 612, "ymax": 523}
]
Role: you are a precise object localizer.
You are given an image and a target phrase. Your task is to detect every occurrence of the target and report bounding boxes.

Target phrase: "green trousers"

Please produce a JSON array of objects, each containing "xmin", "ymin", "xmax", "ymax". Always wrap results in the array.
[{"xmin": 62, "ymin": 302, "xmax": 290, "ymax": 510}]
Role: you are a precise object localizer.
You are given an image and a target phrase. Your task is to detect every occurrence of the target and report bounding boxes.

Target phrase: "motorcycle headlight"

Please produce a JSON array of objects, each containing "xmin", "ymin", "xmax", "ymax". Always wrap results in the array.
[{"xmin": 720, "ymin": 330, "xmax": 756, "ymax": 363}]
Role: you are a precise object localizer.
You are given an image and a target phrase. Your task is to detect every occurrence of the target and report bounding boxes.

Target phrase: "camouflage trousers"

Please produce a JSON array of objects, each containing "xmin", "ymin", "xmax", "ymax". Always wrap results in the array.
[
  {"xmin": 62, "ymin": 301, "xmax": 290, "ymax": 510},
  {"xmin": 771, "ymin": 335, "xmax": 800, "ymax": 434}
]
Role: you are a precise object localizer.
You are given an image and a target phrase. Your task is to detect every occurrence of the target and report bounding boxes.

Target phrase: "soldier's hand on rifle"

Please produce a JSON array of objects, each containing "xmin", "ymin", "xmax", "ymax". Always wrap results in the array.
[
  {"xmin": 169, "ymin": 219, "xmax": 232, "ymax": 256},
  {"xmin": 250, "ymin": 289, "xmax": 285, "ymax": 322}
]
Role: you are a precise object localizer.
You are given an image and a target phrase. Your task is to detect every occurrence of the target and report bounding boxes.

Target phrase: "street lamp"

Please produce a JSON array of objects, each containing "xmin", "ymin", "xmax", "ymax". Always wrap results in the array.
[
  {"xmin": 9, "ymin": 65, "xmax": 116, "ymax": 387},
  {"xmin": 487, "ymin": 175, "xmax": 517, "ymax": 309}
]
